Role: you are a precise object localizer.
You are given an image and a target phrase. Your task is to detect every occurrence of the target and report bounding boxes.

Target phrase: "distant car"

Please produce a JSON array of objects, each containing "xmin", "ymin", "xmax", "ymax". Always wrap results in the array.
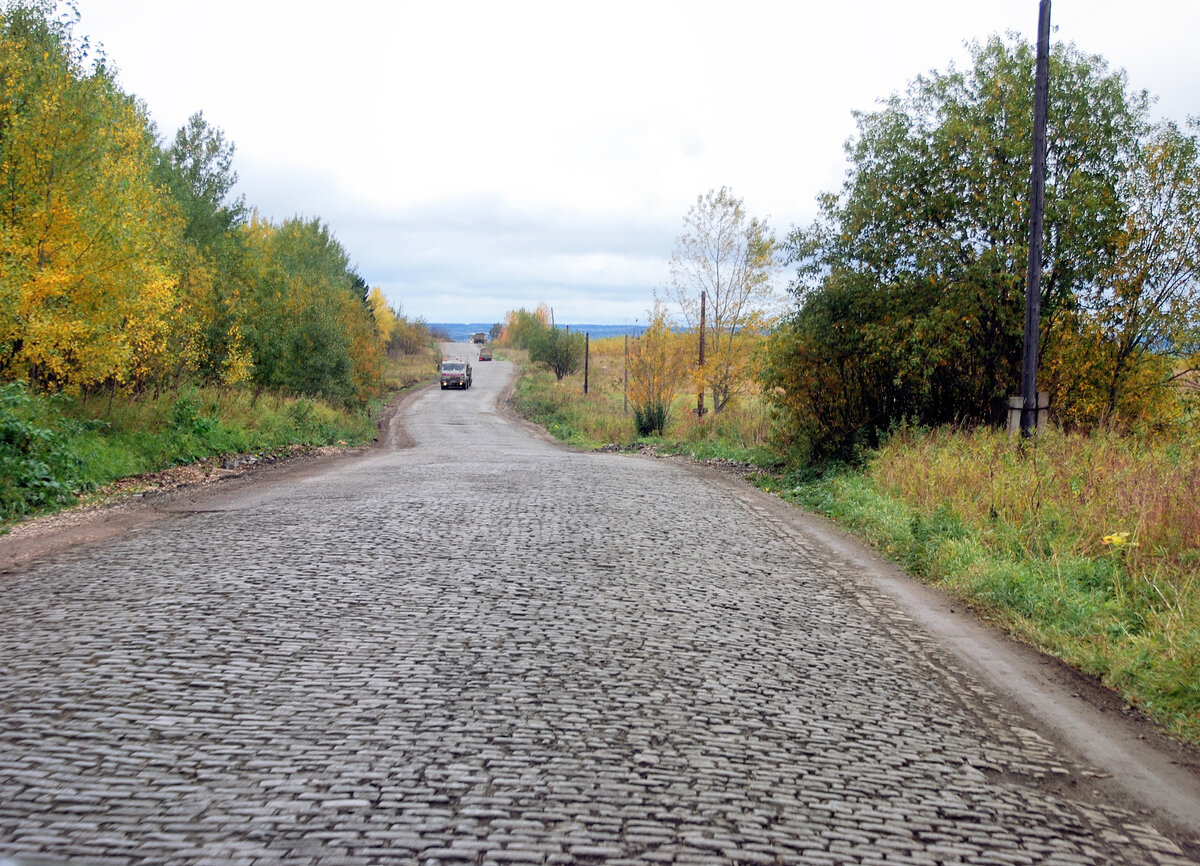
[
  {"xmin": 471, "ymin": 332, "xmax": 487, "ymax": 344},
  {"xmin": 478, "ymin": 346, "xmax": 493, "ymax": 361},
  {"xmin": 440, "ymin": 359, "xmax": 472, "ymax": 389}
]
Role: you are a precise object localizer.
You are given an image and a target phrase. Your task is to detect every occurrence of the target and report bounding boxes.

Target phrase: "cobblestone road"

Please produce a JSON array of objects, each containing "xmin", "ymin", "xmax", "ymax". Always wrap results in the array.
[{"xmin": 2, "ymin": 350, "xmax": 1197, "ymax": 865}]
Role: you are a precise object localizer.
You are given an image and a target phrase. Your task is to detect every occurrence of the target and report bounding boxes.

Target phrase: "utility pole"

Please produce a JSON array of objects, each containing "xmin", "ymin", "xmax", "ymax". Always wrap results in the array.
[
  {"xmin": 1020, "ymin": 0, "xmax": 1052, "ymax": 436},
  {"xmin": 583, "ymin": 332, "xmax": 589, "ymax": 395},
  {"xmin": 696, "ymin": 290, "xmax": 707, "ymax": 417},
  {"xmin": 623, "ymin": 334, "xmax": 629, "ymax": 414}
]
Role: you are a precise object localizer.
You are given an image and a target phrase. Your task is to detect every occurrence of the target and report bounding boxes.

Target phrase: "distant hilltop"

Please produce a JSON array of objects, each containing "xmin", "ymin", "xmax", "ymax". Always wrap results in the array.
[{"xmin": 428, "ymin": 323, "xmax": 647, "ymax": 342}]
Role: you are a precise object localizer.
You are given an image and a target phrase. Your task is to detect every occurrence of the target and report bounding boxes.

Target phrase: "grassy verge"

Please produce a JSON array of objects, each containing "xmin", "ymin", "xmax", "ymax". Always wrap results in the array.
[
  {"xmin": 779, "ymin": 426, "xmax": 1200, "ymax": 744},
  {"xmin": 0, "ymin": 348, "xmax": 437, "ymax": 527},
  {"xmin": 509, "ymin": 341, "xmax": 781, "ymax": 468},
  {"xmin": 382, "ymin": 349, "xmax": 439, "ymax": 394}
]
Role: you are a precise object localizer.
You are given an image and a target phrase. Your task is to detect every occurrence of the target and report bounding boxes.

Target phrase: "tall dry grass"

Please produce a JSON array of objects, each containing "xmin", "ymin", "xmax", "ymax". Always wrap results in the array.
[
  {"xmin": 512, "ymin": 336, "xmax": 777, "ymax": 463},
  {"xmin": 870, "ymin": 426, "xmax": 1200, "ymax": 580},
  {"xmin": 839, "ymin": 425, "xmax": 1200, "ymax": 741}
]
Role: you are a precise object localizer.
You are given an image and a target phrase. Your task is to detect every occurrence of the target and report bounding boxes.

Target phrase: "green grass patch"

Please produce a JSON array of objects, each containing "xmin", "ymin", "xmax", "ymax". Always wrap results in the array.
[
  {"xmin": 0, "ymin": 383, "xmax": 384, "ymax": 527},
  {"xmin": 784, "ymin": 436, "xmax": 1200, "ymax": 744},
  {"xmin": 511, "ymin": 368, "xmax": 604, "ymax": 449}
]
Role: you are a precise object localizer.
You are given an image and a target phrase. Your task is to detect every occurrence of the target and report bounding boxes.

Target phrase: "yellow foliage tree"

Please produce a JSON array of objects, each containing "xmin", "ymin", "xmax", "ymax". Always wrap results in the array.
[
  {"xmin": 345, "ymin": 289, "xmax": 387, "ymax": 405},
  {"xmin": 367, "ymin": 287, "xmax": 398, "ymax": 343},
  {"xmin": 628, "ymin": 303, "xmax": 687, "ymax": 435},
  {"xmin": 499, "ymin": 304, "xmax": 552, "ymax": 349},
  {"xmin": 0, "ymin": 4, "xmax": 180, "ymax": 391}
]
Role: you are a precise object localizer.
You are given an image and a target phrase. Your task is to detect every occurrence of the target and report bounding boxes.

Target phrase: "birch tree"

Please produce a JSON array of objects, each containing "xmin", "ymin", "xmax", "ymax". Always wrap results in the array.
[{"xmin": 665, "ymin": 187, "xmax": 779, "ymax": 413}]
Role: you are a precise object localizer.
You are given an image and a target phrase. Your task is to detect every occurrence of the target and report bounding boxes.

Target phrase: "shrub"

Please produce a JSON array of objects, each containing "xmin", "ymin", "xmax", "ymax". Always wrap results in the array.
[
  {"xmin": 528, "ymin": 327, "xmax": 585, "ymax": 380},
  {"xmin": 633, "ymin": 398, "xmax": 669, "ymax": 436},
  {"xmin": 0, "ymin": 383, "xmax": 86, "ymax": 520},
  {"xmin": 628, "ymin": 304, "xmax": 685, "ymax": 438}
]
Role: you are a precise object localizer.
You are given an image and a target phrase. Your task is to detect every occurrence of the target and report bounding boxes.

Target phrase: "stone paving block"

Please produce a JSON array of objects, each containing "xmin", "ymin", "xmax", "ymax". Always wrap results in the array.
[{"xmin": 1, "ymin": 371, "xmax": 1197, "ymax": 865}]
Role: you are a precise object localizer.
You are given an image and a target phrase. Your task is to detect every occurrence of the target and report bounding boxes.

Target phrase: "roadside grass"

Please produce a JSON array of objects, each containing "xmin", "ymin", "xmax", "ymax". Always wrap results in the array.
[
  {"xmin": 782, "ymin": 426, "xmax": 1200, "ymax": 744},
  {"xmin": 510, "ymin": 337, "xmax": 780, "ymax": 467},
  {"xmin": 383, "ymin": 349, "xmax": 439, "ymax": 393},
  {"xmin": 68, "ymin": 387, "xmax": 376, "ymax": 484},
  {"xmin": 0, "ymin": 347, "xmax": 437, "ymax": 527}
]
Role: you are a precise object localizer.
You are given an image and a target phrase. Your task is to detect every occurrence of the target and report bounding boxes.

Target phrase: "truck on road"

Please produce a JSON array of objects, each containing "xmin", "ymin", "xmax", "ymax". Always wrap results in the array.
[{"xmin": 440, "ymin": 359, "xmax": 472, "ymax": 390}]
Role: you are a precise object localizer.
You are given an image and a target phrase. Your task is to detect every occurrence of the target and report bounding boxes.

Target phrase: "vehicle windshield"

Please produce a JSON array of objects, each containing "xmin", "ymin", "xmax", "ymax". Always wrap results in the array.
[{"xmin": 442, "ymin": 362, "xmax": 465, "ymax": 372}]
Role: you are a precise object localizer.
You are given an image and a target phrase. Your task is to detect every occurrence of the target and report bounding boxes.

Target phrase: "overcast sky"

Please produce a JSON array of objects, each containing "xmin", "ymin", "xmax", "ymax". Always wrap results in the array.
[{"xmin": 74, "ymin": 0, "xmax": 1197, "ymax": 325}]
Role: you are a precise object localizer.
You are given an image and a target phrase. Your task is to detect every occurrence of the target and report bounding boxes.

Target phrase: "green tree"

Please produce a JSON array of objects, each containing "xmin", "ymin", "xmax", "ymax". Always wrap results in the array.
[
  {"xmin": 158, "ymin": 111, "xmax": 245, "ymax": 247},
  {"xmin": 664, "ymin": 187, "xmax": 779, "ymax": 413},
  {"xmin": 239, "ymin": 214, "xmax": 381, "ymax": 405},
  {"xmin": 1051, "ymin": 119, "xmax": 1200, "ymax": 425},
  {"xmin": 155, "ymin": 111, "xmax": 251, "ymax": 386},
  {"xmin": 764, "ymin": 35, "xmax": 1191, "ymax": 456},
  {"xmin": 528, "ymin": 326, "xmax": 584, "ymax": 381}
]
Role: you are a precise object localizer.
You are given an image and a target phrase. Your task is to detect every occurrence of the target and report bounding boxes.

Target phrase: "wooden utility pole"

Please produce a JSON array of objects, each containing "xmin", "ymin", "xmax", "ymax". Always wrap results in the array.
[
  {"xmin": 1020, "ymin": 0, "xmax": 1052, "ymax": 436},
  {"xmin": 623, "ymin": 334, "xmax": 629, "ymax": 414},
  {"xmin": 583, "ymin": 332, "xmax": 589, "ymax": 395},
  {"xmin": 696, "ymin": 290, "xmax": 707, "ymax": 417}
]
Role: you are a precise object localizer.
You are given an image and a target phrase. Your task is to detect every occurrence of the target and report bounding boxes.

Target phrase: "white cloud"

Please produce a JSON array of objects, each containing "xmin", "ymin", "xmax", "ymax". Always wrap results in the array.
[{"xmin": 74, "ymin": 0, "xmax": 1200, "ymax": 323}]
